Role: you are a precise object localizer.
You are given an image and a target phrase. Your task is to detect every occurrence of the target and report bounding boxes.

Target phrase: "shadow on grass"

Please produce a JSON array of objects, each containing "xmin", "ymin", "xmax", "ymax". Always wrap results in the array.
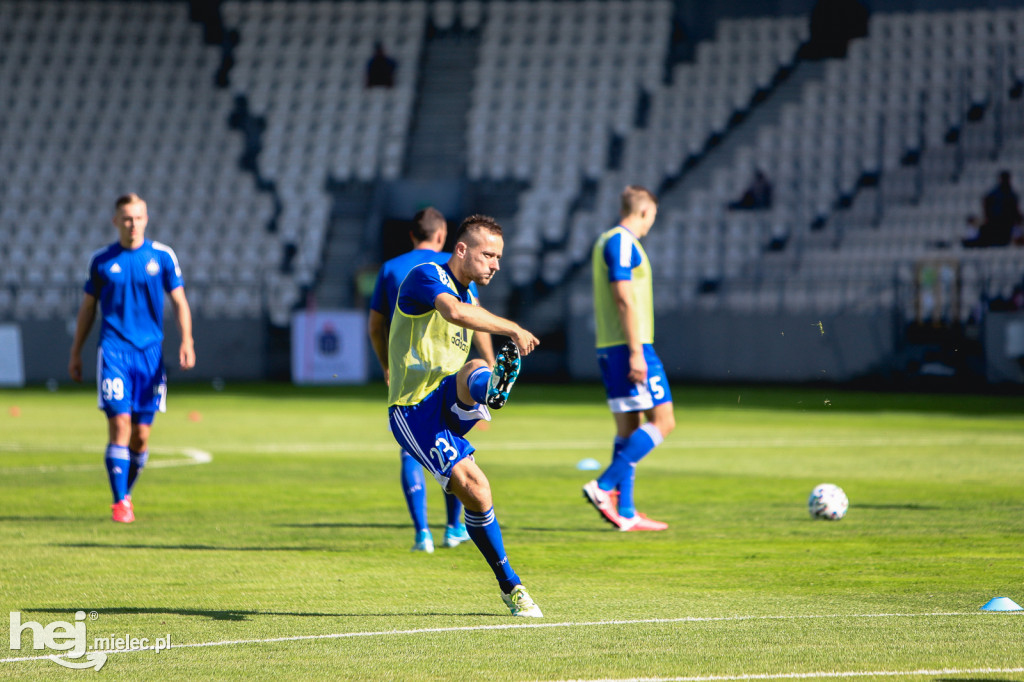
[{"xmin": 25, "ymin": 607, "xmax": 499, "ymax": 621}]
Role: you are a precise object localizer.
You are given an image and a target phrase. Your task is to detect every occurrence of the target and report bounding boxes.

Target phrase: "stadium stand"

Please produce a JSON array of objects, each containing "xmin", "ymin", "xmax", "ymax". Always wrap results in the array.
[
  {"xmin": 0, "ymin": 1, "xmax": 278, "ymax": 321},
  {"xmin": 692, "ymin": 8, "xmax": 1024, "ymax": 323},
  {"xmin": 555, "ymin": 7, "xmax": 1024, "ymax": 327},
  {"xmin": 2, "ymin": 0, "xmax": 1022, "ymax": 347}
]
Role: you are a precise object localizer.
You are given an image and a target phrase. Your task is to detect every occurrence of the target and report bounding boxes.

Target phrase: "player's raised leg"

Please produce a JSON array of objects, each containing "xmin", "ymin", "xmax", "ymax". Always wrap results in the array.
[{"xmin": 486, "ymin": 340, "xmax": 520, "ymax": 409}]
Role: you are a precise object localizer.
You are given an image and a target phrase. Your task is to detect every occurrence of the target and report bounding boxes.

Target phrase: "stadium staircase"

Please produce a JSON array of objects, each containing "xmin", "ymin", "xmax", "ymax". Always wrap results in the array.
[{"xmin": 404, "ymin": 30, "xmax": 479, "ymax": 179}]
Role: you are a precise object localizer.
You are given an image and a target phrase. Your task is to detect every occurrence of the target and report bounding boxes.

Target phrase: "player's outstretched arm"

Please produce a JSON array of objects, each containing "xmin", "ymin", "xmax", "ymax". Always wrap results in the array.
[
  {"xmin": 68, "ymin": 293, "xmax": 99, "ymax": 382},
  {"xmin": 434, "ymin": 294, "xmax": 538, "ymax": 355},
  {"xmin": 169, "ymin": 287, "xmax": 196, "ymax": 370}
]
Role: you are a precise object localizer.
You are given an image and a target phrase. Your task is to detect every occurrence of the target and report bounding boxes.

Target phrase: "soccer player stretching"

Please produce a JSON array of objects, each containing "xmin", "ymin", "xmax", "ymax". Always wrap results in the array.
[
  {"xmin": 583, "ymin": 186, "xmax": 675, "ymax": 531},
  {"xmin": 387, "ymin": 214, "xmax": 542, "ymax": 616},
  {"xmin": 367, "ymin": 207, "xmax": 495, "ymax": 553},
  {"xmin": 69, "ymin": 194, "xmax": 195, "ymax": 523}
]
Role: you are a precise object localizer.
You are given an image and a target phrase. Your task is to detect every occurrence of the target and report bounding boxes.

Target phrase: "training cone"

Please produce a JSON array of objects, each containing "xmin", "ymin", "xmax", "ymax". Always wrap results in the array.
[
  {"xmin": 577, "ymin": 458, "xmax": 602, "ymax": 471},
  {"xmin": 980, "ymin": 597, "xmax": 1023, "ymax": 612}
]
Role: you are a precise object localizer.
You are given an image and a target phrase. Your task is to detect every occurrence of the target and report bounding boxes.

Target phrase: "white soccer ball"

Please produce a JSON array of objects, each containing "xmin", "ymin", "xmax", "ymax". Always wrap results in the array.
[{"xmin": 808, "ymin": 483, "xmax": 848, "ymax": 520}]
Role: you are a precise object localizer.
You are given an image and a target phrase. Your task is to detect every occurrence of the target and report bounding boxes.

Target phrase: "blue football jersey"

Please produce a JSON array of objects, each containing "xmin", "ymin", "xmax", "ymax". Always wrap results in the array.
[
  {"xmin": 370, "ymin": 250, "xmax": 479, "ymax": 321},
  {"xmin": 602, "ymin": 229, "xmax": 644, "ymax": 282},
  {"xmin": 84, "ymin": 240, "xmax": 184, "ymax": 351},
  {"xmin": 396, "ymin": 262, "xmax": 476, "ymax": 315}
]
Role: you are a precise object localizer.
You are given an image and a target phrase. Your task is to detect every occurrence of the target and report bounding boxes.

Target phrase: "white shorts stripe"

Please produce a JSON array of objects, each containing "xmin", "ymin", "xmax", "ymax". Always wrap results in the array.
[
  {"xmin": 95, "ymin": 348, "xmax": 105, "ymax": 410},
  {"xmin": 390, "ymin": 410, "xmax": 425, "ymax": 461}
]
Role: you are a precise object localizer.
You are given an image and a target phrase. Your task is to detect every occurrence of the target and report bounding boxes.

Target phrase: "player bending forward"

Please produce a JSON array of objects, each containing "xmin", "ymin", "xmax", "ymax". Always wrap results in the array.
[{"xmin": 387, "ymin": 214, "xmax": 542, "ymax": 617}]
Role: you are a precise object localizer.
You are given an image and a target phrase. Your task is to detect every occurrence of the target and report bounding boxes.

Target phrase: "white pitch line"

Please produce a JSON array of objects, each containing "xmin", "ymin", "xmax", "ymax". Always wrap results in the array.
[
  {"xmin": 2, "ymin": 611, "xmax": 1015, "ymax": 665},
  {"xmin": 548, "ymin": 666, "xmax": 1024, "ymax": 682},
  {"xmin": 0, "ymin": 446, "xmax": 212, "ymax": 474}
]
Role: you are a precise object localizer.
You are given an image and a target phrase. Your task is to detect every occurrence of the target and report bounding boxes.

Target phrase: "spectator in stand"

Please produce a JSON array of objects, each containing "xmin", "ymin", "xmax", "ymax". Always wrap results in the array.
[
  {"xmin": 964, "ymin": 171, "xmax": 1023, "ymax": 247},
  {"xmin": 729, "ymin": 169, "xmax": 773, "ymax": 210},
  {"xmin": 366, "ymin": 41, "xmax": 397, "ymax": 88}
]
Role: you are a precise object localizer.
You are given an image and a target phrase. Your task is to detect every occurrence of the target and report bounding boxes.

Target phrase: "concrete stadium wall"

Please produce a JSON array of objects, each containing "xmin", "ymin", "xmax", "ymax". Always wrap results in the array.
[
  {"xmin": 985, "ymin": 312, "xmax": 1024, "ymax": 384},
  {"xmin": 568, "ymin": 310, "xmax": 898, "ymax": 383},
  {"xmin": 14, "ymin": 317, "xmax": 267, "ymax": 385}
]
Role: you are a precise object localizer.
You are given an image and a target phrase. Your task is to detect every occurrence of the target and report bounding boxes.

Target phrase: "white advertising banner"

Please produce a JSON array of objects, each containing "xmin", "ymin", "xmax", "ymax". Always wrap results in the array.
[
  {"xmin": 290, "ymin": 310, "xmax": 368, "ymax": 385},
  {"xmin": 0, "ymin": 324, "xmax": 25, "ymax": 387}
]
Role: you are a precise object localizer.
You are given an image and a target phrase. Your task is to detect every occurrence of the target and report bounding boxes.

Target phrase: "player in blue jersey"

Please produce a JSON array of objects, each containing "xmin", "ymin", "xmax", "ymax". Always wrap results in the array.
[
  {"xmin": 582, "ymin": 186, "xmax": 675, "ymax": 531},
  {"xmin": 387, "ymin": 214, "xmax": 543, "ymax": 616},
  {"xmin": 68, "ymin": 193, "xmax": 195, "ymax": 523},
  {"xmin": 368, "ymin": 207, "xmax": 495, "ymax": 553}
]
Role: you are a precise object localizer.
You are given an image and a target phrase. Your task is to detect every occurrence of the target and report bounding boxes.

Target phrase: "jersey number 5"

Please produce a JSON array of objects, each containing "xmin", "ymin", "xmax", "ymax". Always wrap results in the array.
[{"xmin": 649, "ymin": 375, "xmax": 665, "ymax": 401}]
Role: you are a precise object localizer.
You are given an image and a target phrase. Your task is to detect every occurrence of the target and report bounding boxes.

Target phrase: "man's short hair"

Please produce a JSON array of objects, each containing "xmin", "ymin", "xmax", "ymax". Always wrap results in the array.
[
  {"xmin": 115, "ymin": 193, "xmax": 145, "ymax": 210},
  {"xmin": 453, "ymin": 214, "xmax": 502, "ymax": 245},
  {"xmin": 620, "ymin": 185, "xmax": 657, "ymax": 217},
  {"xmin": 411, "ymin": 206, "xmax": 446, "ymax": 243}
]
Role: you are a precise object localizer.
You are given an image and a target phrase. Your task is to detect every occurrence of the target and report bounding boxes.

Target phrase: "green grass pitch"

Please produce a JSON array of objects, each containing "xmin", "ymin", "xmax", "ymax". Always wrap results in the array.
[{"xmin": 1, "ymin": 382, "xmax": 1023, "ymax": 680}]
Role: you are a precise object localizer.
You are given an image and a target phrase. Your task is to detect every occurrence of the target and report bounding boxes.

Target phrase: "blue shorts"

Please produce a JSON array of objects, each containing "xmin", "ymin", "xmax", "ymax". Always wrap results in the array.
[
  {"xmin": 597, "ymin": 344, "xmax": 673, "ymax": 413},
  {"xmin": 388, "ymin": 374, "xmax": 491, "ymax": 491},
  {"xmin": 96, "ymin": 344, "xmax": 167, "ymax": 423}
]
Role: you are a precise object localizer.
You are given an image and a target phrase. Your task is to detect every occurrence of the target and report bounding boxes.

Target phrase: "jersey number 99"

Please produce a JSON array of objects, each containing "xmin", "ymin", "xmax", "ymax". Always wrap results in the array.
[{"xmin": 102, "ymin": 378, "xmax": 125, "ymax": 402}]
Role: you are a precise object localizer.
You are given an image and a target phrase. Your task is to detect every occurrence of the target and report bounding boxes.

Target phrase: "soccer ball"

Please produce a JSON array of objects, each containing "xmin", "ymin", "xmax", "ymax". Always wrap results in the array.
[{"xmin": 808, "ymin": 483, "xmax": 848, "ymax": 520}]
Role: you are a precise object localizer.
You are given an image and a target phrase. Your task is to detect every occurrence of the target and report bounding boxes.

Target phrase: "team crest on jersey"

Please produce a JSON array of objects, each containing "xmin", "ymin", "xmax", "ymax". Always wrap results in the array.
[{"xmin": 146, "ymin": 258, "xmax": 160, "ymax": 276}]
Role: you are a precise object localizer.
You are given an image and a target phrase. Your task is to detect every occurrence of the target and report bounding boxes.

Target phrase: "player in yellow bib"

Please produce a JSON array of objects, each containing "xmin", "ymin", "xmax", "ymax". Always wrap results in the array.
[
  {"xmin": 582, "ymin": 186, "xmax": 676, "ymax": 531},
  {"xmin": 387, "ymin": 214, "xmax": 544, "ymax": 617},
  {"xmin": 368, "ymin": 207, "xmax": 494, "ymax": 553}
]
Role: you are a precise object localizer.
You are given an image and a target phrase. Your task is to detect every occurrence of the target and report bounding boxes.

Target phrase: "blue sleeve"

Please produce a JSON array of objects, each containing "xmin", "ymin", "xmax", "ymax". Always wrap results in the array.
[
  {"xmin": 163, "ymin": 248, "xmax": 185, "ymax": 291},
  {"xmin": 396, "ymin": 263, "xmax": 454, "ymax": 316},
  {"xmin": 83, "ymin": 257, "xmax": 99, "ymax": 296},
  {"xmin": 603, "ymin": 233, "xmax": 641, "ymax": 282}
]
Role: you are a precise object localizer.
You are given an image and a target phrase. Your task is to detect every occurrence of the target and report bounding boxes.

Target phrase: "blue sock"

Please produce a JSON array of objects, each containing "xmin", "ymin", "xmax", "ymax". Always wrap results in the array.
[
  {"xmin": 597, "ymin": 424, "xmax": 662, "ymax": 491},
  {"xmin": 618, "ymin": 463, "xmax": 637, "ymax": 518},
  {"xmin": 127, "ymin": 449, "xmax": 148, "ymax": 495},
  {"xmin": 598, "ymin": 435, "xmax": 628, "ymax": 492},
  {"xmin": 597, "ymin": 436, "xmax": 630, "ymax": 491},
  {"xmin": 105, "ymin": 444, "xmax": 130, "ymax": 503},
  {"xmin": 606, "ymin": 436, "xmax": 636, "ymax": 517},
  {"xmin": 444, "ymin": 491, "xmax": 464, "ymax": 528},
  {"xmin": 465, "ymin": 507, "xmax": 521, "ymax": 594},
  {"xmin": 400, "ymin": 451, "xmax": 429, "ymax": 532},
  {"xmin": 467, "ymin": 367, "xmax": 491, "ymax": 405}
]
